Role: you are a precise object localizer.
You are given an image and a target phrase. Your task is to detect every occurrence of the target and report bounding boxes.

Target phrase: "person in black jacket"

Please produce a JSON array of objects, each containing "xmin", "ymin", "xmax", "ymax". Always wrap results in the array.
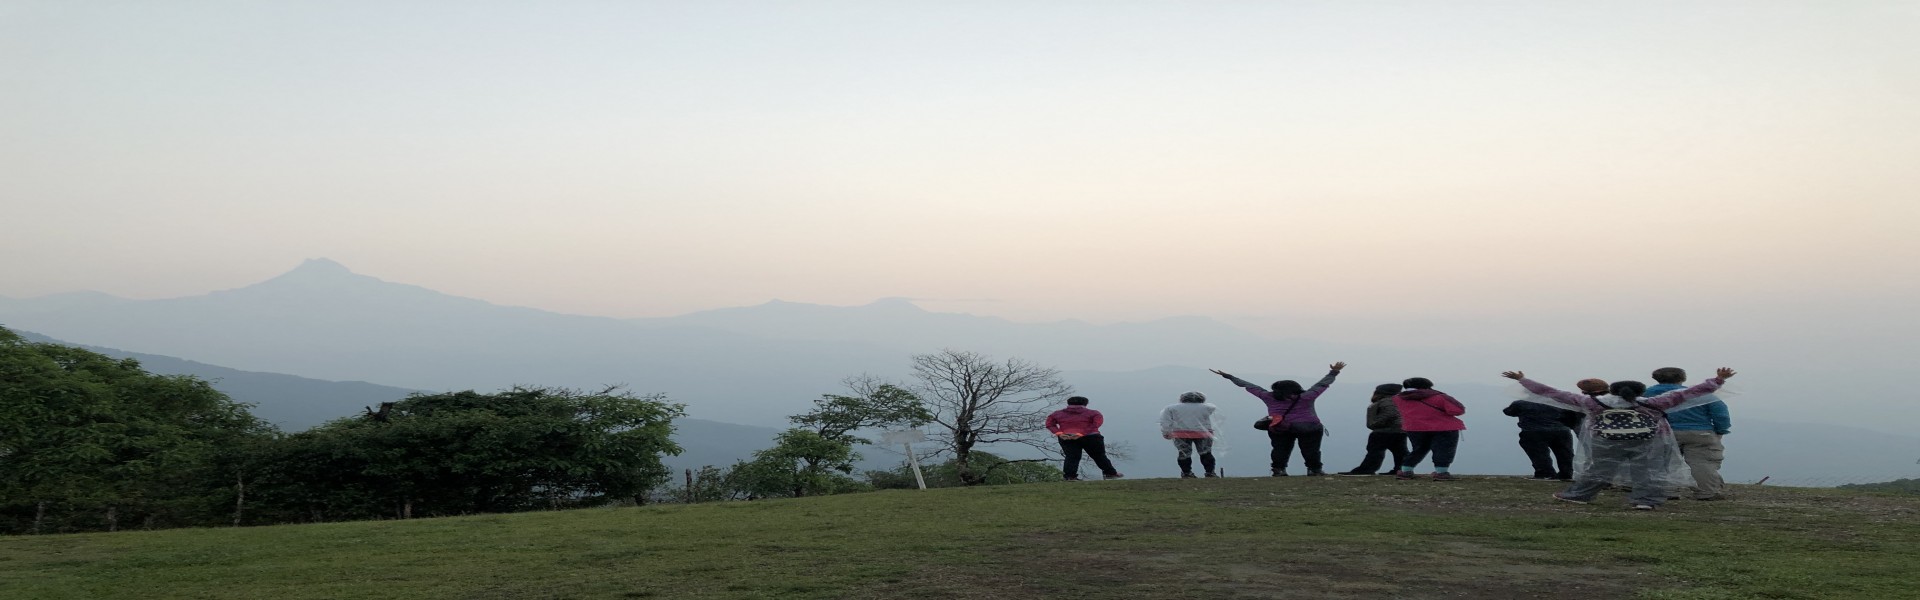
[
  {"xmin": 1337, "ymin": 384, "xmax": 1408, "ymax": 476},
  {"xmin": 1502, "ymin": 389, "xmax": 1585, "ymax": 480}
]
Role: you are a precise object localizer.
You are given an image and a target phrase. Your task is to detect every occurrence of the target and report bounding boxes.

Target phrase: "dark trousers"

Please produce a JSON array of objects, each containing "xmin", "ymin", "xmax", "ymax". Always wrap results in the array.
[
  {"xmin": 1404, "ymin": 430, "xmax": 1460, "ymax": 470},
  {"xmin": 1174, "ymin": 438, "xmax": 1217, "ymax": 475},
  {"xmin": 1351, "ymin": 431, "xmax": 1410, "ymax": 473},
  {"xmin": 1518, "ymin": 429, "xmax": 1575, "ymax": 479},
  {"xmin": 1267, "ymin": 421, "xmax": 1326, "ymax": 472},
  {"xmin": 1060, "ymin": 434, "xmax": 1119, "ymax": 479}
]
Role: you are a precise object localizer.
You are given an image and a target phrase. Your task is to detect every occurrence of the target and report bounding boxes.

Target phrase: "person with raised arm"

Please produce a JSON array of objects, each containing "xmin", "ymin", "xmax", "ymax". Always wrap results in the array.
[
  {"xmin": 1501, "ymin": 368, "xmax": 1737, "ymax": 510},
  {"xmin": 1209, "ymin": 362, "xmax": 1345, "ymax": 476},
  {"xmin": 1649, "ymin": 367, "xmax": 1733, "ymax": 501}
]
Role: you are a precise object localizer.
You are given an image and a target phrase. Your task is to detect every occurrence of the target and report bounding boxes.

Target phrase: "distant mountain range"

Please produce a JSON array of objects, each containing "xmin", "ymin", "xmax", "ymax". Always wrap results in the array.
[{"xmin": 5, "ymin": 259, "xmax": 1917, "ymax": 486}]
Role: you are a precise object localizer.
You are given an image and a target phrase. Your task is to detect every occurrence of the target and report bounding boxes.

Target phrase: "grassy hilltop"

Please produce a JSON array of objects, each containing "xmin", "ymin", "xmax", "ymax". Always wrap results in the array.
[{"xmin": 3, "ymin": 477, "xmax": 1916, "ymax": 600}]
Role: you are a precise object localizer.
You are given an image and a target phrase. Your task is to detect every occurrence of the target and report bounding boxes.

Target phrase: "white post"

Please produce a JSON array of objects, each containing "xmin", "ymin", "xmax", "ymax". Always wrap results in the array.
[
  {"xmin": 904, "ymin": 442, "xmax": 928, "ymax": 490},
  {"xmin": 884, "ymin": 430, "xmax": 931, "ymax": 491}
]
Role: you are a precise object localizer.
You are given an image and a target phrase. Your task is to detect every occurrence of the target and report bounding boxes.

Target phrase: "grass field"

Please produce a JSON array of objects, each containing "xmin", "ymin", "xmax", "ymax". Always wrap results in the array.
[{"xmin": 3, "ymin": 476, "xmax": 1916, "ymax": 599}]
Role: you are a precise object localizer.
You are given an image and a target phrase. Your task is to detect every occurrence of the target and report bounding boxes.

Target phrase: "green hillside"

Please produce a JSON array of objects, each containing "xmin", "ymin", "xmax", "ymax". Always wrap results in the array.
[{"xmin": 4, "ymin": 477, "xmax": 1915, "ymax": 600}]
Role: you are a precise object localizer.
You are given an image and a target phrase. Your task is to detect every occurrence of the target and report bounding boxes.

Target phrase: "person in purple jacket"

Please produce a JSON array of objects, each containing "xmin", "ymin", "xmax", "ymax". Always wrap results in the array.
[{"xmin": 1209, "ymin": 361, "xmax": 1345, "ymax": 476}]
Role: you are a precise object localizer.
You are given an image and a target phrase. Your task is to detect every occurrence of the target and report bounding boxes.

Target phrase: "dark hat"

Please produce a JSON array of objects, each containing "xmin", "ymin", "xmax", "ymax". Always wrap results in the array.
[
  {"xmin": 1402, "ymin": 377, "xmax": 1435, "ymax": 389},
  {"xmin": 1373, "ymin": 383, "xmax": 1404, "ymax": 395}
]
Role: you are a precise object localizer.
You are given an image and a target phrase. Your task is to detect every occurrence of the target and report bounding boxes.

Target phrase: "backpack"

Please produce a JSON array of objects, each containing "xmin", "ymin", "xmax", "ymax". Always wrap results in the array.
[{"xmin": 1591, "ymin": 400, "xmax": 1659, "ymax": 441}]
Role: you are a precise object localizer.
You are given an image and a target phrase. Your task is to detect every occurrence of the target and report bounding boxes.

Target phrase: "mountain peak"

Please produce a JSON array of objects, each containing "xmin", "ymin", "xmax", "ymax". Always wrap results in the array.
[
  {"xmin": 289, "ymin": 258, "xmax": 354, "ymax": 276},
  {"xmin": 240, "ymin": 258, "xmax": 379, "ymax": 291},
  {"xmin": 861, "ymin": 297, "xmax": 924, "ymax": 312}
]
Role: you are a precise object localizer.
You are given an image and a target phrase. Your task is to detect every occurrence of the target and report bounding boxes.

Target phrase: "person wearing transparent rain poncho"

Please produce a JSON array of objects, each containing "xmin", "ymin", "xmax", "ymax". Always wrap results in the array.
[{"xmin": 1499, "ymin": 368, "xmax": 1738, "ymax": 510}]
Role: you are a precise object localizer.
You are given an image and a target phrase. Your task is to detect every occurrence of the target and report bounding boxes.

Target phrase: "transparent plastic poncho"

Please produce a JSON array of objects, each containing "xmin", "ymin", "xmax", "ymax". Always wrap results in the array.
[{"xmin": 1508, "ymin": 380, "xmax": 1734, "ymax": 492}]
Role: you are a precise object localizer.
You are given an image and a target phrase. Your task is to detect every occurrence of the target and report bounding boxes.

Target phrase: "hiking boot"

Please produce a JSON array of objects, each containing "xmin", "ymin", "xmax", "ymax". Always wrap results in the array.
[
  {"xmin": 1271, "ymin": 470, "xmax": 1289, "ymax": 477},
  {"xmin": 1552, "ymin": 492, "xmax": 1589, "ymax": 505},
  {"xmin": 1307, "ymin": 470, "xmax": 1329, "ymax": 476},
  {"xmin": 1204, "ymin": 471, "xmax": 1219, "ymax": 478},
  {"xmin": 1432, "ymin": 472, "xmax": 1458, "ymax": 482},
  {"xmin": 1103, "ymin": 472, "xmax": 1124, "ymax": 480},
  {"xmin": 1335, "ymin": 470, "xmax": 1373, "ymax": 477},
  {"xmin": 1632, "ymin": 504, "xmax": 1655, "ymax": 511},
  {"xmin": 1063, "ymin": 476, "xmax": 1081, "ymax": 482},
  {"xmin": 1180, "ymin": 472, "xmax": 1197, "ymax": 479},
  {"xmin": 1394, "ymin": 471, "xmax": 1417, "ymax": 481}
]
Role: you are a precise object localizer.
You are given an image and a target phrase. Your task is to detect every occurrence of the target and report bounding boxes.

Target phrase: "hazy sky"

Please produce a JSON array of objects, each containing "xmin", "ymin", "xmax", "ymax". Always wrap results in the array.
[{"xmin": 5, "ymin": 1, "xmax": 1917, "ymax": 343}]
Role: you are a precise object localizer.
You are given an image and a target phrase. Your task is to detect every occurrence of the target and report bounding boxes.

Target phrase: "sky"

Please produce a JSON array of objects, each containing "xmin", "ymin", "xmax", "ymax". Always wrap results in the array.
[{"xmin": 4, "ymin": 1, "xmax": 1917, "ymax": 345}]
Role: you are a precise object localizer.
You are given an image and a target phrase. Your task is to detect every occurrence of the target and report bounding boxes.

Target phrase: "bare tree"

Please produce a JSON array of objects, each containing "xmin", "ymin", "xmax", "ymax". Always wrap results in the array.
[{"xmin": 909, "ymin": 349, "xmax": 1073, "ymax": 485}]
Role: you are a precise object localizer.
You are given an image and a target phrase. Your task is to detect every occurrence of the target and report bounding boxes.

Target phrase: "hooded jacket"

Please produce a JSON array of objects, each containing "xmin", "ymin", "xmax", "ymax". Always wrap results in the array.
[
  {"xmin": 1159, "ymin": 402, "xmax": 1217, "ymax": 438},
  {"xmin": 1394, "ymin": 389, "xmax": 1467, "ymax": 432},
  {"xmin": 1366, "ymin": 397, "xmax": 1404, "ymax": 433},
  {"xmin": 1045, "ymin": 405, "xmax": 1104, "ymax": 437}
]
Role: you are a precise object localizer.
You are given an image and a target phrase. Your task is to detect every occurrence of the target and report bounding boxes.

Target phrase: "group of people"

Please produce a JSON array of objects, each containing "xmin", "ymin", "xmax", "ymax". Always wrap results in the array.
[{"xmin": 1041, "ymin": 362, "xmax": 1736, "ymax": 510}]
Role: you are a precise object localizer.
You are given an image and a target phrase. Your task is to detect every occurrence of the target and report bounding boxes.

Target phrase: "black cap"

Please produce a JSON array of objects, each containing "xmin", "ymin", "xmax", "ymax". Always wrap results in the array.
[{"xmin": 1373, "ymin": 383, "xmax": 1404, "ymax": 395}]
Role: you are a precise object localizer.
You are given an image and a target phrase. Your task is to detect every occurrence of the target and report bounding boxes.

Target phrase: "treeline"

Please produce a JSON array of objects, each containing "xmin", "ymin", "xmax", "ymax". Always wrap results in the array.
[
  {"xmin": 1, "ymin": 328, "xmax": 681, "ymax": 534},
  {"xmin": 1838, "ymin": 479, "xmax": 1920, "ymax": 495},
  {"xmin": 2, "ymin": 330, "xmax": 1069, "ymax": 534}
]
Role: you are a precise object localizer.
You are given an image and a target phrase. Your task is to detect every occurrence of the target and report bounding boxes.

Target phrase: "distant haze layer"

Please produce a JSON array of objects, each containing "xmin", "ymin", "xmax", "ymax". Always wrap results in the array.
[{"xmin": 2, "ymin": 2, "xmax": 1916, "ymax": 346}]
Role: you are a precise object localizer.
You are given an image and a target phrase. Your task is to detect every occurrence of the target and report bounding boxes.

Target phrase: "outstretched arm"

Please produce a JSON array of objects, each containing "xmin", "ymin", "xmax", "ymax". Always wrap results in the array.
[
  {"xmin": 1308, "ymin": 362, "xmax": 1346, "ymax": 391},
  {"xmin": 1502, "ymin": 371, "xmax": 1601, "ymax": 411},
  {"xmin": 1299, "ymin": 362, "xmax": 1346, "ymax": 402},
  {"xmin": 1642, "ymin": 368, "xmax": 1736, "ymax": 410},
  {"xmin": 1210, "ymin": 368, "xmax": 1262, "ymax": 390}
]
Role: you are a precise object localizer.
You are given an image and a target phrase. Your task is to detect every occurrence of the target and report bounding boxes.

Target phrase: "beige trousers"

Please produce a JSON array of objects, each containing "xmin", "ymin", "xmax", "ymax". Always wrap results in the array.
[{"xmin": 1673, "ymin": 430, "xmax": 1726, "ymax": 499}]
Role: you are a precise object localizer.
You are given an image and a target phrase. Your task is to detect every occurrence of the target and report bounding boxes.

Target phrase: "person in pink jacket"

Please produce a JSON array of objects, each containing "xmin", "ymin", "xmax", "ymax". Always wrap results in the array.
[
  {"xmin": 1045, "ymin": 396, "xmax": 1123, "ymax": 481},
  {"xmin": 1392, "ymin": 378, "xmax": 1468, "ymax": 481}
]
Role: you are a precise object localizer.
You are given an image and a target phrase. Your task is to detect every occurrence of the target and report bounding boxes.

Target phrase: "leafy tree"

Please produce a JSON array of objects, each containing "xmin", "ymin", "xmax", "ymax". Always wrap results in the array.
[
  {"xmin": 1, "ymin": 327, "xmax": 273, "ymax": 534},
  {"xmin": 909, "ymin": 349, "xmax": 1072, "ymax": 485},
  {"xmin": 245, "ymin": 387, "xmax": 683, "ymax": 521}
]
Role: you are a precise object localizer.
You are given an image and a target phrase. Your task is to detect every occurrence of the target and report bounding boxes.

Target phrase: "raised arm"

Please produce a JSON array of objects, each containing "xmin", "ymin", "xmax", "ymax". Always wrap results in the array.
[
  {"xmin": 1641, "ymin": 368, "xmax": 1734, "ymax": 410},
  {"xmin": 1298, "ymin": 362, "xmax": 1346, "ymax": 402},
  {"xmin": 1211, "ymin": 368, "xmax": 1262, "ymax": 390},
  {"xmin": 1502, "ymin": 371, "xmax": 1602, "ymax": 411}
]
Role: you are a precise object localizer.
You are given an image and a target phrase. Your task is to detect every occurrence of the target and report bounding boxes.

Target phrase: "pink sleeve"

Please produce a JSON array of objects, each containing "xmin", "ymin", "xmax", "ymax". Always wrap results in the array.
[
  {"xmin": 1044, "ymin": 413, "xmax": 1061, "ymax": 433},
  {"xmin": 1519, "ymin": 379, "xmax": 1599, "ymax": 411},
  {"xmin": 1642, "ymin": 378, "xmax": 1724, "ymax": 410},
  {"xmin": 1441, "ymin": 394, "xmax": 1467, "ymax": 416},
  {"xmin": 1092, "ymin": 411, "xmax": 1105, "ymax": 430}
]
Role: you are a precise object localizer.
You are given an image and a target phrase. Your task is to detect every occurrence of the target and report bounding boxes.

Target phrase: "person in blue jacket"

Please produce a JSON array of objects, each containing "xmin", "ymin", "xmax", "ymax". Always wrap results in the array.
[{"xmin": 1649, "ymin": 367, "xmax": 1731, "ymax": 500}]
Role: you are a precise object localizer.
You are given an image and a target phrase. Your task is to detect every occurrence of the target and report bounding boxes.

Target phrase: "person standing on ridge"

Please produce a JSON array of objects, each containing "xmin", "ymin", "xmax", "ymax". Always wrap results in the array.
[
  {"xmin": 1504, "ymin": 368, "xmax": 1736, "ymax": 510},
  {"xmin": 1337, "ymin": 383, "xmax": 1409, "ymax": 476},
  {"xmin": 1160, "ymin": 391, "xmax": 1220, "ymax": 478},
  {"xmin": 1209, "ymin": 362, "xmax": 1345, "ymax": 476},
  {"xmin": 1503, "ymin": 392, "xmax": 1582, "ymax": 481},
  {"xmin": 1046, "ymin": 396, "xmax": 1123, "ymax": 481},
  {"xmin": 1649, "ymin": 367, "xmax": 1732, "ymax": 501},
  {"xmin": 1393, "ymin": 378, "xmax": 1468, "ymax": 481}
]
